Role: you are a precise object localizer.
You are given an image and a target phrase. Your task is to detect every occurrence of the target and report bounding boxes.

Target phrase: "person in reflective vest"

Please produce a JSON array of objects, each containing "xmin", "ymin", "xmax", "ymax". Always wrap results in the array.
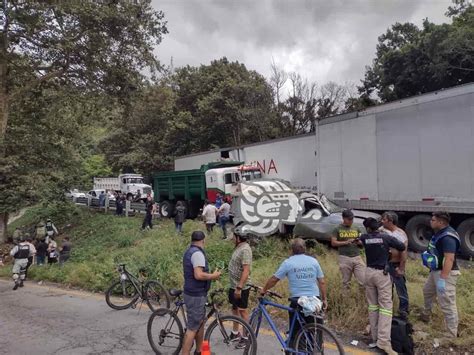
[
  {"xmin": 45, "ymin": 218, "xmax": 58, "ymax": 244},
  {"xmin": 421, "ymin": 211, "xmax": 461, "ymax": 338},
  {"xmin": 10, "ymin": 237, "xmax": 33, "ymax": 290},
  {"xmin": 358, "ymin": 218, "xmax": 406, "ymax": 355}
]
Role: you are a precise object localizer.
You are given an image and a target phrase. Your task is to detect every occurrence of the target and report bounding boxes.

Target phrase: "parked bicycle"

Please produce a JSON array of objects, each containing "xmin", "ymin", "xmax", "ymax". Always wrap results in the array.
[
  {"xmin": 147, "ymin": 288, "xmax": 257, "ymax": 355},
  {"xmin": 247, "ymin": 284, "xmax": 344, "ymax": 355},
  {"xmin": 105, "ymin": 264, "xmax": 170, "ymax": 312}
]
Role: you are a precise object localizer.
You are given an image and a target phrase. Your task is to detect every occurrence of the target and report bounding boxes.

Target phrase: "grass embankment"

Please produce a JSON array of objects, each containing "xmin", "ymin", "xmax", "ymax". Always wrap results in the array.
[{"xmin": 2, "ymin": 205, "xmax": 473, "ymax": 350}]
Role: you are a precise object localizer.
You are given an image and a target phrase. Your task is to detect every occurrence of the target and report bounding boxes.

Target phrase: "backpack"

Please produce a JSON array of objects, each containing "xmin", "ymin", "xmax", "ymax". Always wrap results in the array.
[{"xmin": 391, "ymin": 316, "xmax": 414, "ymax": 355}]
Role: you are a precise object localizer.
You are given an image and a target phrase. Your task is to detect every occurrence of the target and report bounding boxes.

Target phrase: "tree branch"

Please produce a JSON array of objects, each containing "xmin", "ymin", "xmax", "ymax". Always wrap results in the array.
[{"xmin": 10, "ymin": 64, "xmax": 68, "ymax": 100}]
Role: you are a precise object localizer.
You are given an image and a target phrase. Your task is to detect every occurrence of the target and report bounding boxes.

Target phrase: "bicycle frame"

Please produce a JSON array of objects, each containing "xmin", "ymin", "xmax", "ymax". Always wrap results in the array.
[
  {"xmin": 168, "ymin": 295, "xmax": 220, "ymax": 334},
  {"xmin": 251, "ymin": 297, "xmax": 307, "ymax": 354},
  {"xmin": 119, "ymin": 266, "xmax": 145, "ymax": 298}
]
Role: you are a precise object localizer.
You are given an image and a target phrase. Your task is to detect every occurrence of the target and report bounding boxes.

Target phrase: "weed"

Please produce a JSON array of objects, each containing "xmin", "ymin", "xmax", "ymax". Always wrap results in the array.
[{"xmin": 2, "ymin": 206, "xmax": 473, "ymax": 349}]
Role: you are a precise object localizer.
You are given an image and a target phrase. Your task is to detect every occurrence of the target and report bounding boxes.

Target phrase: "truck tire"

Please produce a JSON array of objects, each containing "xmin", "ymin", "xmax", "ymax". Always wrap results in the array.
[
  {"xmin": 456, "ymin": 218, "xmax": 474, "ymax": 258},
  {"xmin": 160, "ymin": 200, "xmax": 175, "ymax": 218},
  {"xmin": 405, "ymin": 214, "xmax": 432, "ymax": 252},
  {"xmin": 187, "ymin": 200, "xmax": 201, "ymax": 219}
]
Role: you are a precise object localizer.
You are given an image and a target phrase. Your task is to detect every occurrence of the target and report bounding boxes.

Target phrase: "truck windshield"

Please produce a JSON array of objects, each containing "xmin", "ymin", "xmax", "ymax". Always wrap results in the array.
[
  {"xmin": 127, "ymin": 178, "xmax": 143, "ymax": 184},
  {"xmin": 241, "ymin": 170, "xmax": 262, "ymax": 181},
  {"xmin": 320, "ymin": 195, "xmax": 343, "ymax": 213}
]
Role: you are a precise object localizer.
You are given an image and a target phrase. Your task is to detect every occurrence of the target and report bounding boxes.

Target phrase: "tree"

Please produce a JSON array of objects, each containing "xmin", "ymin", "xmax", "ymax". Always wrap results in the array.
[
  {"xmin": 277, "ymin": 72, "xmax": 317, "ymax": 136},
  {"xmin": 316, "ymin": 82, "xmax": 349, "ymax": 119},
  {"xmin": 99, "ymin": 84, "xmax": 177, "ymax": 176},
  {"xmin": 359, "ymin": 2, "xmax": 474, "ymax": 102},
  {"xmin": 0, "ymin": 0, "xmax": 167, "ymax": 241},
  {"xmin": 172, "ymin": 58, "xmax": 279, "ymax": 149}
]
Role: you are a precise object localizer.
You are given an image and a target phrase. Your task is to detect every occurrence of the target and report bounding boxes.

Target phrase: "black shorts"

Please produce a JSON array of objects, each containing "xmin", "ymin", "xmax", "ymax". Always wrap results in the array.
[{"xmin": 228, "ymin": 288, "xmax": 250, "ymax": 310}]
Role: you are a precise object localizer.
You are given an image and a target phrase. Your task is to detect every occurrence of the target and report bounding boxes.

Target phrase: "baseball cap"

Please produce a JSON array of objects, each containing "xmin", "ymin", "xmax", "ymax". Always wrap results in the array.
[
  {"xmin": 363, "ymin": 217, "xmax": 381, "ymax": 230},
  {"xmin": 342, "ymin": 210, "xmax": 354, "ymax": 219},
  {"xmin": 191, "ymin": 231, "xmax": 206, "ymax": 241}
]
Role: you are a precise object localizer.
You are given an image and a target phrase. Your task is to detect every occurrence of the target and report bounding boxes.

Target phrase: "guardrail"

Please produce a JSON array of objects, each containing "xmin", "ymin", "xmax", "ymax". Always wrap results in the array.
[{"xmin": 67, "ymin": 196, "xmax": 151, "ymax": 216}]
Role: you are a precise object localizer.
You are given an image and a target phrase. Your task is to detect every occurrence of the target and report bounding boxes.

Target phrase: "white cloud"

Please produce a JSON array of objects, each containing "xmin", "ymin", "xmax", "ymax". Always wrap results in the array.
[{"xmin": 152, "ymin": 0, "xmax": 452, "ymax": 86}]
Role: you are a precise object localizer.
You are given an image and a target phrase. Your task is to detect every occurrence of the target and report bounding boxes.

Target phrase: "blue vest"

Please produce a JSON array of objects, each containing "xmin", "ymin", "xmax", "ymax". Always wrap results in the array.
[
  {"xmin": 422, "ymin": 226, "xmax": 460, "ymax": 271},
  {"xmin": 183, "ymin": 245, "xmax": 210, "ymax": 297}
]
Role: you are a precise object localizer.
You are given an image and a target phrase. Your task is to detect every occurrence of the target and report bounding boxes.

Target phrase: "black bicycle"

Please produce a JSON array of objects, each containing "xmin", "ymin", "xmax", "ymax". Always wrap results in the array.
[
  {"xmin": 147, "ymin": 288, "xmax": 257, "ymax": 355},
  {"xmin": 105, "ymin": 264, "xmax": 170, "ymax": 312}
]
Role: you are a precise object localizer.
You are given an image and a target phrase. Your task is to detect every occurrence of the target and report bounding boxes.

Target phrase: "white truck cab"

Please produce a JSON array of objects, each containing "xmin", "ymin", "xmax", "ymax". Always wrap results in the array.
[
  {"xmin": 93, "ymin": 174, "xmax": 153, "ymax": 201},
  {"xmin": 204, "ymin": 164, "xmax": 262, "ymax": 200}
]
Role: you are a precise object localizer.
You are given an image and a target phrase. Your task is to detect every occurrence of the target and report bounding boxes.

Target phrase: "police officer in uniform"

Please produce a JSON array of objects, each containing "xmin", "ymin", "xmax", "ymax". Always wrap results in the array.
[
  {"xmin": 421, "ymin": 211, "xmax": 461, "ymax": 338},
  {"xmin": 359, "ymin": 218, "xmax": 406, "ymax": 355},
  {"xmin": 10, "ymin": 237, "xmax": 33, "ymax": 290}
]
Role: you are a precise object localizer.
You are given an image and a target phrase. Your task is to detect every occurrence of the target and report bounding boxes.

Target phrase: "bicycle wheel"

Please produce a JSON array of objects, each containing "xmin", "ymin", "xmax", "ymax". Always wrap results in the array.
[
  {"xmin": 294, "ymin": 323, "xmax": 345, "ymax": 355},
  {"xmin": 147, "ymin": 308, "xmax": 184, "ymax": 355},
  {"xmin": 105, "ymin": 280, "xmax": 139, "ymax": 310},
  {"xmin": 145, "ymin": 280, "xmax": 171, "ymax": 311},
  {"xmin": 204, "ymin": 315, "xmax": 257, "ymax": 355}
]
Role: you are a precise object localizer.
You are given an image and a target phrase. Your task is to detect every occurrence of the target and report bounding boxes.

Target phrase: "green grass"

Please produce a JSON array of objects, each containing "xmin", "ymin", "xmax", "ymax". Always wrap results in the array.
[{"xmin": 1, "ymin": 206, "xmax": 473, "ymax": 350}]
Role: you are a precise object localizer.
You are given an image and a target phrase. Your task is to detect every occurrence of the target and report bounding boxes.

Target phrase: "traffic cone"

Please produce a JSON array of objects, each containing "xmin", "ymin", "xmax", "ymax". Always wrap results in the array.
[{"xmin": 201, "ymin": 340, "xmax": 211, "ymax": 355}]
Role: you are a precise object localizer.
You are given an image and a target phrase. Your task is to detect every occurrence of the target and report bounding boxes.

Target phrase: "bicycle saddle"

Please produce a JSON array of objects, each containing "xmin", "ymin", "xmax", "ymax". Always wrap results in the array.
[{"xmin": 169, "ymin": 289, "xmax": 183, "ymax": 297}]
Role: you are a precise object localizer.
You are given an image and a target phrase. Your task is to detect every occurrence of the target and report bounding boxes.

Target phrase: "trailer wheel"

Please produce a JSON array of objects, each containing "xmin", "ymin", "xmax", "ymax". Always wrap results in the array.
[
  {"xmin": 160, "ymin": 200, "xmax": 175, "ymax": 218},
  {"xmin": 456, "ymin": 218, "xmax": 474, "ymax": 258},
  {"xmin": 405, "ymin": 214, "xmax": 432, "ymax": 252}
]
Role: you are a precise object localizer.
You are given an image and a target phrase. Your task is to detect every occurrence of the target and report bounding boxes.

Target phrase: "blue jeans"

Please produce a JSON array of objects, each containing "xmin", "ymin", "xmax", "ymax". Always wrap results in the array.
[
  {"xmin": 175, "ymin": 222, "xmax": 183, "ymax": 233},
  {"xmin": 219, "ymin": 216, "xmax": 229, "ymax": 237},
  {"xmin": 36, "ymin": 255, "xmax": 46, "ymax": 265},
  {"xmin": 389, "ymin": 262, "xmax": 409, "ymax": 314}
]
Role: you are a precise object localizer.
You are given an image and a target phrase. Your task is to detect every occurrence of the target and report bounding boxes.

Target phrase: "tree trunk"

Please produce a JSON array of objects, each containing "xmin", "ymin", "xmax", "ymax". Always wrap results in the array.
[
  {"xmin": 0, "ymin": 213, "xmax": 8, "ymax": 243},
  {"xmin": 0, "ymin": 2, "xmax": 10, "ymax": 242}
]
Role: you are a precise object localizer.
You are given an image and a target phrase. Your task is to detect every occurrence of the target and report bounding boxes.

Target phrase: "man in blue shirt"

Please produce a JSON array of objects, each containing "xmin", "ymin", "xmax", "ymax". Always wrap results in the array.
[{"xmin": 261, "ymin": 238, "xmax": 327, "ymax": 347}]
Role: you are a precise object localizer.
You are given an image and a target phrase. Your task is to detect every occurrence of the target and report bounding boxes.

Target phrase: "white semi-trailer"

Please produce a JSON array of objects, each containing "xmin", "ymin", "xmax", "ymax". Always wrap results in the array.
[{"xmin": 175, "ymin": 83, "xmax": 474, "ymax": 257}]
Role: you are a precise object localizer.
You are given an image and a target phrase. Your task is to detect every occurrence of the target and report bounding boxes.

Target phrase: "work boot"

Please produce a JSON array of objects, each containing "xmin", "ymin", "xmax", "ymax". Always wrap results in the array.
[
  {"xmin": 19, "ymin": 281, "xmax": 24, "ymax": 287},
  {"xmin": 13, "ymin": 283, "xmax": 19, "ymax": 291},
  {"xmin": 378, "ymin": 343, "xmax": 397, "ymax": 355}
]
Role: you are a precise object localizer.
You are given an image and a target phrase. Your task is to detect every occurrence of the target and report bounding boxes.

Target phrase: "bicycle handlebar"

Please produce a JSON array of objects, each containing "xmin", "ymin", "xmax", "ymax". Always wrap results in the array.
[{"xmin": 247, "ymin": 284, "xmax": 283, "ymax": 299}]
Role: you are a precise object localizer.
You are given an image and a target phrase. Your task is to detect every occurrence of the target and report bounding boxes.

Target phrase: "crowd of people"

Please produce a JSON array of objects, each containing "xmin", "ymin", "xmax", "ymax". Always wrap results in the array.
[
  {"xmin": 180, "ymin": 210, "xmax": 461, "ymax": 355},
  {"xmin": 9, "ymin": 218, "xmax": 73, "ymax": 290},
  {"xmin": 7, "ymin": 194, "xmax": 461, "ymax": 354}
]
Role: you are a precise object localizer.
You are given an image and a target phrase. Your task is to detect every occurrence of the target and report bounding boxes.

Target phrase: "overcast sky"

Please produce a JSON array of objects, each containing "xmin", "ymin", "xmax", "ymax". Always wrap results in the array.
[{"xmin": 151, "ymin": 0, "xmax": 452, "ymax": 87}]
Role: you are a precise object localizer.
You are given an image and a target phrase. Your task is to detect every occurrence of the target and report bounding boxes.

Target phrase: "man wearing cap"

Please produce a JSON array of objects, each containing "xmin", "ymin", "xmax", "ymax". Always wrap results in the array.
[
  {"xmin": 359, "ymin": 218, "xmax": 406, "ymax": 355},
  {"xmin": 421, "ymin": 212, "xmax": 461, "ymax": 338},
  {"xmin": 228, "ymin": 233, "xmax": 253, "ymax": 348},
  {"xmin": 182, "ymin": 231, "xmax": 221, "ymax": 355},
  {"xmin": 331, "ymin": 209, "xmax": 365, "ymax": 290}
]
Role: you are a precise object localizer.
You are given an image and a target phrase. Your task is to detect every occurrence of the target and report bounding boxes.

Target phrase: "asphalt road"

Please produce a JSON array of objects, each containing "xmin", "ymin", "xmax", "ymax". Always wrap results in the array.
[{"xmin": 0, "ymin": 279, "xmax": 374, "ymax": 355}]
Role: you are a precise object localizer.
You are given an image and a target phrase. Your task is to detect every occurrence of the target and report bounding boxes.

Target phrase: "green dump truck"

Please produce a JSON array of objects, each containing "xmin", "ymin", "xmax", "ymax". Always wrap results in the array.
[{"xmin": 153, "ymin": 161, "xmax": 262, "ymax": 218}]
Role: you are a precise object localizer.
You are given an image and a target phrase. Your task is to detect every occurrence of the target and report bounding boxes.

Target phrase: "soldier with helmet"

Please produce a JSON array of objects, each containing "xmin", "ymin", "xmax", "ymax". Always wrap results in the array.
[
  {"xmin": 9, "ymin": 236, "xmax": 34, "ymax": 290},
  {"xmin": 45, "ymin": 218, "xmax": 59, "ymax": 243}
]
